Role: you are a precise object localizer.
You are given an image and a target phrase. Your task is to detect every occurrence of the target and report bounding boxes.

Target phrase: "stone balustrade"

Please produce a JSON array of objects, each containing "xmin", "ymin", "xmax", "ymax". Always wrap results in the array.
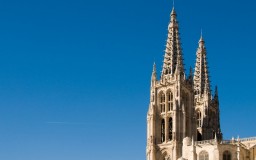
[{"xmin": 240, "ymin": 137, "xmax": 256, "ymax": 142}]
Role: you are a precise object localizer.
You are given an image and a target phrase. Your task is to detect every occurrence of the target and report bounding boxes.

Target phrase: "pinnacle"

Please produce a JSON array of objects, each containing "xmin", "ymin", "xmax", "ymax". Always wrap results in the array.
[
  {"xmin": 151, "ymin": 62, "xmax": 157, "ymax": 82},
  {"xmin": 214, "ymin": 86, "xmax": 218, "ymax": 98},
  {"xmin": 153, "ymin": 62, "xmax": 156, "ymax": 73}
]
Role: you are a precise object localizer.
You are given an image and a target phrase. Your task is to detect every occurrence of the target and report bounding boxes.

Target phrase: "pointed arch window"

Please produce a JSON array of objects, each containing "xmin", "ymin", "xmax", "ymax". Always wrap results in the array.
[
  {"xmin": 167, "ymin": 67, "xmax": 171, "ymax": 74},
  {"xmin": 167, "ymin": 92, "xmax": 173, "ymax": 111},
  {"xmin": 168, "ymin": 117, "xmax": 173, "ymax": 140},
  {"xmin": 223, "ymin": 151, "xmax": 231, "ymax": 160},
  {"xmin": 160, "ymin": 93, "xmax": 165, "ymax": 113},
  {"xmin": 197, "ymin": 111, "xmax": 202, "ymax": 127},
  {"xmin": 161, "ymin": 119, "xmax": 165, "ymax": 143},
  {"xmin": 199, "ymin": 151, "xmax": 209, "ymax": 160}
]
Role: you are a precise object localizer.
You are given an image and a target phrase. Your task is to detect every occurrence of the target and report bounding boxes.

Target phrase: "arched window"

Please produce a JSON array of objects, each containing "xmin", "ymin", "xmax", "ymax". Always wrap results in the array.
[
  {"xmin": 160, "ymin": 93, "xmax": 165, "ymax": 113},
  {"xmin": 167, "ymin": 92, "xmax": 173, "ymax": 111},
  {"xmin": 165, "ymin": 67, "xmax": 171, "ymax": 74},
  {"xmin": 161, "ymin": 119, "xmax": 165, "ymax": 143},
  {"xmin": 199, "ymin": 151, "xmax": 209, "ymax": 160},
  {"xmin": 197, "ymin": 111, "xmax": 202, "ymax": 127},
  {"xmin": 168, "ymin": 118, "xmax": 173, "ymax": 140},
  {"xmin": 223, "ymin": 151, "xmax": 231, "ymax": 160}
]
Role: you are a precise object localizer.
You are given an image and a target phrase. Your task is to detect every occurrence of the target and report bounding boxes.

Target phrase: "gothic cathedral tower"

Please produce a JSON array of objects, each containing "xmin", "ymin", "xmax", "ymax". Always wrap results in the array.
[
  {"xmin": 146, "ymin": 7, "xmax": 222, "ymax": 160},
  {"xmin": 146, "ymin": 8, "xmax": 195, "ymax": 160},
  {"xmin": 193, "ymin": 36, "xmax": 222, "ymax": 141}
]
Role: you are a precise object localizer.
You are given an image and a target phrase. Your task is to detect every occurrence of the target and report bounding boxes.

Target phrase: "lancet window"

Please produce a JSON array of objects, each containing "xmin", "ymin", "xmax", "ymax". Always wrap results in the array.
[
  {"xmin": 167, "ymin": 91, "xmax": 173, "ymax": 111},
  {"xmin": 160, "ymin": 93, "xmax": 165, "ymax": 113},
  {"xmin": 197, "ymin": 111, "xmax": 202, "ymax": 127},
  {"xmin": 161, "ymin": 119, "xmax": 165, "ymax": 143},
  {"xmin": 168, "ymin": 118, "xmax": 173, "ymax": 140}
]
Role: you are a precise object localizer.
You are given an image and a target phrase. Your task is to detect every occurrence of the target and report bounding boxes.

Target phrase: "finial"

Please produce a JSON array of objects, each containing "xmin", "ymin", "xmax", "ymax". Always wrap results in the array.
[
  {"xmin": 171, "ymin": 0, "xmax": 176, "ymax": 16},
  {"xmin": 173, "ymin": 0, "xmax": 175, "ymax": 9},
  {"xmin": 152, "ymin": 62, "xmax": 157, "ymax": 78},
  {"xmin": 151, "ymin": 62, "xmax": 157, "ymax": 83},
  {"xmin": 199, "ymin": 29, "xmax": 204, "ymax": 42}
]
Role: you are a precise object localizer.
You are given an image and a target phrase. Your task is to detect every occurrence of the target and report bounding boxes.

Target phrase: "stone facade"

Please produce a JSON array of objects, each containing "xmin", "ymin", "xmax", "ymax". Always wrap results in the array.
[{"xmin": 146, "ymin": 7, "xmax": 256, "ymax": 160}]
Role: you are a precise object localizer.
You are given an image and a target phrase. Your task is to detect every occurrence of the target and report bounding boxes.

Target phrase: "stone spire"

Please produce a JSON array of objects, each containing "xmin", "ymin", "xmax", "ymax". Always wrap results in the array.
[
  {"xmin": 193, "ymin": 35, "xmax": 211, "ymax": 98},
  {"xmin": 161, "ymin": 7, "xmax": 185, "ymax": 78}
]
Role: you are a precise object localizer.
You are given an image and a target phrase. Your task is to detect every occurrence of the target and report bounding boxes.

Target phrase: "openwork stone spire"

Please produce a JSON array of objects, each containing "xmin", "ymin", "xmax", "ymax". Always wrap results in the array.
[
  {"xmin": 193, "ymin": 35, "xmax": 211, "ymax": 97},
  {"xmin": 161, "ymin": 7, "xmax": 185, "ymax": 78}
]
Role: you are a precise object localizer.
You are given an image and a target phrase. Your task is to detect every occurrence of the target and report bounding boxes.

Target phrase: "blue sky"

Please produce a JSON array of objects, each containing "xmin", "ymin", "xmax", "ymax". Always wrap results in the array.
[{"xmin": 0, "ymin": 0, "xmax": 255, "ymax": 159}]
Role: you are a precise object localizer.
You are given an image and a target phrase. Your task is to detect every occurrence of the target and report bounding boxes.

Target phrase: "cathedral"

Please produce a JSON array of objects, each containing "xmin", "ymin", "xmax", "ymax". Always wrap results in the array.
[{"xmin": 146, "ymin": 6, "xmax": 256, "ymax": 160}]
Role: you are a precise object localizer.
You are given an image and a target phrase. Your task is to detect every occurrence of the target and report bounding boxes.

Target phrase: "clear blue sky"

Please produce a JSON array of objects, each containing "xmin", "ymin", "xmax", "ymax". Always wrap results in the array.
[{"xmin": 0, "ymin": 0, "xmax": 255, "ymax": 159}]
